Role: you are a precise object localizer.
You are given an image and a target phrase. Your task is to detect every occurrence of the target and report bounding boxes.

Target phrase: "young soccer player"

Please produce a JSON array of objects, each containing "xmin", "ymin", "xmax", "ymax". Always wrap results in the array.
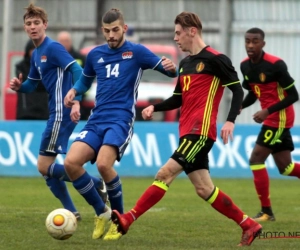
[
  {"xmin": 104, "ymin": 11, "xmax": 262, "ymax": 247},
  {"xmin": 63, "ymin": 8, "xmax": 178, "ymax": 239},
  {"xmin": 240, "ymin": 27, "xmax": 299, "ymax": 221},
  {"xmin": 9, "ymin": 3, "xmax": 107, "ymax": 220}
]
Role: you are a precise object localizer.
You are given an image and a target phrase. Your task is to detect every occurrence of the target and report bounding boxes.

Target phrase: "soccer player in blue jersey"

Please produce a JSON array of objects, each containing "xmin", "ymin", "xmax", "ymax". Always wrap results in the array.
[
  {"xmin": 9, "ymin": 3, "xmax": 107, "ymax": 220},
  {"xmin": 63, "ymin": 8, "xmax": 178, "ymax": 239}
]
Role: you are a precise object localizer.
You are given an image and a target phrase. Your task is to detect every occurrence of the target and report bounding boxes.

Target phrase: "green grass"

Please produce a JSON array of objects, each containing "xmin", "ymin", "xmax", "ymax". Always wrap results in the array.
[{"xmin": 0, "ymin": 177, "xmax": 299, "ymax": 250}]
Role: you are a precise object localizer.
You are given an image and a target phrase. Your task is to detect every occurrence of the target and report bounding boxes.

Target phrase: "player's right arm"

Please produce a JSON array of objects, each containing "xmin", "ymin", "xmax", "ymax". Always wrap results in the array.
[
  {"xmin": 64, "ymin": 74, "xmax": 95, "ymax": 108},
  {"xmin": 10, "ymin": 73, "xmax": 39, "ymax": 92},
  {"xmin": 141, "ymin": 79, "xmax": 182, "ymax": 120},
  {"xmin": 241, "ymin": 90, "xmax": 257, "ymax": 110}
]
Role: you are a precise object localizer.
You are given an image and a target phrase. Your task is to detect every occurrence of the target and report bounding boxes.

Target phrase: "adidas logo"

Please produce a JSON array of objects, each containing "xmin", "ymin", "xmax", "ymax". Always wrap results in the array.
[
  {"xmin": 97, "ymin": 57, "xmax": 104, "ymax": 63},
  {"xmin": 58, "ymin": 145, "xmax": 62, "ymax": 150}
]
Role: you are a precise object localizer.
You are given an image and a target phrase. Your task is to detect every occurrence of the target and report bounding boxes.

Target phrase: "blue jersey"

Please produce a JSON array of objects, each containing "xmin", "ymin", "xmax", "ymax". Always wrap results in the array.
[
  {"xmin": 83, "ymin": 40, "xmax": 162, "ymax": 123},
  {"xmin": 27, "ymin": 36, "xmax": 77, "ymax": 154},
  {"xmin": 28, "ymin": 36, "xmax": 76, "ymax": 121}
]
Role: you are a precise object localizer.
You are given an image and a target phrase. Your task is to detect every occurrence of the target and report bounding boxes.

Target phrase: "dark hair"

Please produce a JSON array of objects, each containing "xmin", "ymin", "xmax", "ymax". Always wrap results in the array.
[
  {"xmin": 23, "ymin": 3, "xmax": 48, "ymax": 23},
  {"xmin": 174, "ymin": 12, "xmax": 202, "ymax": 31},
  {"xmin": 246, "ymin": 27, "xmax": 265, "ymax": 40},
  {"xmin": 102, "ymin": 8, "xmax": 124, "ymax": 25}
]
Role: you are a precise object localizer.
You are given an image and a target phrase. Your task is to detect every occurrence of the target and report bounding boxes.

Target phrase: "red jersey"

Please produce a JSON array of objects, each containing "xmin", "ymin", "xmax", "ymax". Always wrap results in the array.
[
  {"xmin": 174, "ymin": 46, "xmax": 240, "ymax": 140},
  {"xmin": 241, "ymin": 52, "xmax": 295, "ymax": 128}
]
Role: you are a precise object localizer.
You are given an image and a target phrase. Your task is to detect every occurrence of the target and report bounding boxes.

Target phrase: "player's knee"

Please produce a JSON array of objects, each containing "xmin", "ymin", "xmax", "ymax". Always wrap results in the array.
[
  {"xmin": 155, "ymin": 168, "xmax": 172, "ymax": 184},
  {"xmin": 37, "ymin": 161, "xmax": 49, "ymax": 175},
  {"xmin": 195, "ymin": 185, "xmax": 213, "ymax": 199},
  {"xmin": 64, "ymin": 158, "xmax": 72, "ymax": 172},
  {"xmin": 96, "ymin": 162, "xmax": 111, "ymax": 175}
]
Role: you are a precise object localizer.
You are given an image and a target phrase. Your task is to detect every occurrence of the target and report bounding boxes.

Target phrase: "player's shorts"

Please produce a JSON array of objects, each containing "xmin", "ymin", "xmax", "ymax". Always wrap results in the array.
[
  {"xmin": 74, "ymin": 120, "xmax": 133, "ymax": 163},
  {"xmin": 256, "ymin": 125, "xmax": 294, "ymax": 153},
  {"xmin": 171, "ymin": 134, "xmax": 214, "ymax": 175},
  {"xmin": 39, "ymin": 118, "xmax": 77, "ymax": 156}
]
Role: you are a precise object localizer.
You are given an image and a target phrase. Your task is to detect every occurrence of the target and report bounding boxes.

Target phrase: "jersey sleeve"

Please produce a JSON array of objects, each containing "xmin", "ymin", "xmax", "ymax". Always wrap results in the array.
[
  {"xmin": 212, "ymin": 54, "xmax": 240, "ymax": 86},
  {"xmin": 135, "ymin": 44, "xmax": 161, "ymax": 70},
  {"xmin": 274, "ymin": 60, "xmax": 295, "ymax": 89},
  {"xmin": 48, "ymin": 42, "xmax": 76, "ymax": 70}
]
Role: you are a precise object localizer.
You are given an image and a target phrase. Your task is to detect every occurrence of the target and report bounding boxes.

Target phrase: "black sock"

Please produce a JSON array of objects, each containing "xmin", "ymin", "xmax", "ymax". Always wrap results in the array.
[{"xmin": 262, "ymin": 206, "xmax": 273, "ymax": 215}]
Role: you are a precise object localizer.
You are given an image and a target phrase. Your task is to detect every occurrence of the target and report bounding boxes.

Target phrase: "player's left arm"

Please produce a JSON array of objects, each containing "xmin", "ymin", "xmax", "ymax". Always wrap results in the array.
[
  {"xmin": 66, "ymin": 62, "xmax": 83, "ymax": 102},
  {"xmin": 214, "ymin": 54, "xmax": 244, "ymax": 144},
  {"xmin": 155, "ymin": 56, "xmax": 178, "ymax": 77},
  {"xmin": 137, "ymin": 44, "xmax": 178, "ymax": 77},
  {"xmin": 267, "ymin": 60, "xmax": 299, "ymax": 114}
]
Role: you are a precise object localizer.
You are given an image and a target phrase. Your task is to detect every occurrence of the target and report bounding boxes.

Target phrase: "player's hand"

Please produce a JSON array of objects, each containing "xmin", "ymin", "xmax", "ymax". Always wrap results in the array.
[
  {"xmin": 220, "ymin": 121, "xmax": 234, "ymax": 145},
  {"xmin": 253, "ymin": 109, "xmax": 269, "ymax": 123},
  {"xmin": 142, "ymin": 105, "xmax": 155, "ymax": 120},
  {"xmin": 64, "ymin": 88, "xmax": 77, "ymax": 108},
  {"xmin": 161, "ymin": 56, "xmax": 177, "ymax": 73},
  {"xmin": 9, "ymin": 73, "xmax": 23, "ymax": 91},
  {"xmin": 70, "ymin": 100, "xmax": 81, "ymax": 123}
]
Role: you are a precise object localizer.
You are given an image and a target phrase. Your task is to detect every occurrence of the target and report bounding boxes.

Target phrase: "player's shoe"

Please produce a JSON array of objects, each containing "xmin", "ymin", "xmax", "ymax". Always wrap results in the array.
[
  {"xmin": 96, "ymin": 178, "xmax": 109, "ymax": 204},
  {"xmin": 103, "ymin": 210, "xmax": 129, "ymax": 240},
  {"xmin": 252, "ymin": 211, "xmax": 276, "ymax": 222},
  {"xmin": 238, "ymin": 221, "xmax": 262, "ymax": 246},
  {"xmin": 73, "ymin": 212, "xmax": 82, "ymax": 221},
  {"xmin": 103, "ymin": 222, "xmax": 123, "ymax": 240},
  {"xmin": 92, "ymin": 205, "xmax": 112, "ymax": 239}
]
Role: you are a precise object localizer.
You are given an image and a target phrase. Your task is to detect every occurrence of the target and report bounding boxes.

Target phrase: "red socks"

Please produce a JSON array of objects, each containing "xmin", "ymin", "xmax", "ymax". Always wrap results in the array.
[
  {"xmin": 250, "ymin": 164, "xmax": 271, "ymax": 207},
  {"xmin": 207, "ymin": 187, "xmax": 246, "ymax": 227},
  {"xmin": 283, "ymin": 163, "xmax": 300, "ymax": 178},
  {"xmin": 125, "ymin": 180, "xmax": 168, "ymax": 224}
]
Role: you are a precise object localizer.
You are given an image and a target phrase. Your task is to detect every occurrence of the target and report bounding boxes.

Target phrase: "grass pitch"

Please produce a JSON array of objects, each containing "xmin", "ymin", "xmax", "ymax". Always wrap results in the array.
[{"xmin": 0, "ymin": 176, "xmax": 299, "ymax": 250}]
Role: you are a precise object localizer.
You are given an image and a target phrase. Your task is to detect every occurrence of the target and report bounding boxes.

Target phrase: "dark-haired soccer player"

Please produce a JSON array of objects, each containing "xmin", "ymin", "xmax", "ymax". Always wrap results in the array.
[
  {"xmin": 240, "ymin": 27, "xmax": 299, "ymax": 221},
  {"xmin": 104, "ymin": 11, "xmax": 262, "ymax": 247},
  {"xmin": 63, "ymin": 8, "xmax": 178, "ymax": 239},
  {"xmin": 9, "ymin": 3, "xmax": 107, "ymax": 221}
]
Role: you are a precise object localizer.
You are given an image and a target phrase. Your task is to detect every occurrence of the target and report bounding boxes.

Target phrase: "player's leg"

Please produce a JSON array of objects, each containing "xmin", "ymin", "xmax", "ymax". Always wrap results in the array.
[
  {"xmin": 38, "ymin": 119, "xmax": 81, "ymax": 218},
  {"xmin": 47, "ymin": 162, "xmax": 108, "ymax": 203},
  {"xmin": 249, "ymin": 143, "xmax": 275, "ymax": 221},
  {"xmin": 249, "ymin": 126, "xmax": 276, "ymax": 221},
  {"xmin": 180, "ymin": 135, "xmax": 262, "ymax": 246},
  {"xmin": 273, "ymin": 129, "xmax": 300, "ymax": 178},
  {"xmin": 188, "ymin": 169, "xmax": 262, "ymax": 246},
  {"xmin": 64, "ymin": 136, "xmax": 110, "ymax": 239},
  {"xmin": 37, "ymin": 154, "xmax": 79, "ymax": 217},
  {"xmin": 96, "ymin": 145, "xmax": 123, "ymax": 213},
  {"xmin": 104, "ymin": 134, "xmax": 198, "ymax": 240},
  {"xmin": 104, "ymin": 158, "xmax": 182, "ymax": 240},
  {"xmin": 274, "ymin": 151, "xmax": 300, "ymax": 177}
]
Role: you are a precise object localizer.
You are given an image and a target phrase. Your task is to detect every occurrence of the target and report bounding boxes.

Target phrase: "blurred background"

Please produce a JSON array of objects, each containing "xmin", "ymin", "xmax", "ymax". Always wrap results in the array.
[{"xmin": 1, "ymin": 0, "xmax": 300, "ymax": 122}]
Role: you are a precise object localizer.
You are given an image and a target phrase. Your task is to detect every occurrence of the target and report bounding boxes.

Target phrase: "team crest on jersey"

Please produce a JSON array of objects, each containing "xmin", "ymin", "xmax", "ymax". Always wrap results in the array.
[
  {"xmin": 259, "ymin": 73, "xmax": 266, "ymax": 82},
  {"xmin": 41, "ymin": 55, "xmax": 47, "ymax": 63},
  {"xmin": 122, "ymin": 51, "xmax": 133, "ymax": 59},
  {"xmin": 196, "ymin": 62, "xmax": 205, "ymax": 72}
]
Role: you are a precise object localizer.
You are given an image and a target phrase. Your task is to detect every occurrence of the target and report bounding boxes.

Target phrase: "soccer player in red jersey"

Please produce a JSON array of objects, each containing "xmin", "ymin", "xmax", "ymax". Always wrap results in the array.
[
  {"xmin": 104, "ymin": 12, "xmax": 262, "ymax": 247},
  {"xmin": 240, "ymin": 27, "xmax": 299, "ymax": 221}
]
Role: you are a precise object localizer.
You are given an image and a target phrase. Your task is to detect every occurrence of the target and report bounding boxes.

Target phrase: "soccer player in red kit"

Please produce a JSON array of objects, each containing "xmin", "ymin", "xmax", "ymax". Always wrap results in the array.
[
  {"xmin": 104, "ymin": 12, "xmax": 262, "ymax": 247},
  {"xmin": 240, "ymin": 27, "xmax": 299, "ymax": 221}
]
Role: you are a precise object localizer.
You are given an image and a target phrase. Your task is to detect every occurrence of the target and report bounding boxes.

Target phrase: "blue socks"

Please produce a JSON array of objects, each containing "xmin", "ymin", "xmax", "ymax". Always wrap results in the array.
[
  {"xmin": 72, "ymin": 171, "xmax": 105, "ymax": 215},
  {"xmin": 47, "ymin": 163, "xmax": 102, "ymax": 189},
  {"xmin": 45, "ymin": 176, "xmax": 77, "ymax": 212},
  {"xmin": 106, "ymin": 175, "xmax": 123, "ymax": 214}
]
